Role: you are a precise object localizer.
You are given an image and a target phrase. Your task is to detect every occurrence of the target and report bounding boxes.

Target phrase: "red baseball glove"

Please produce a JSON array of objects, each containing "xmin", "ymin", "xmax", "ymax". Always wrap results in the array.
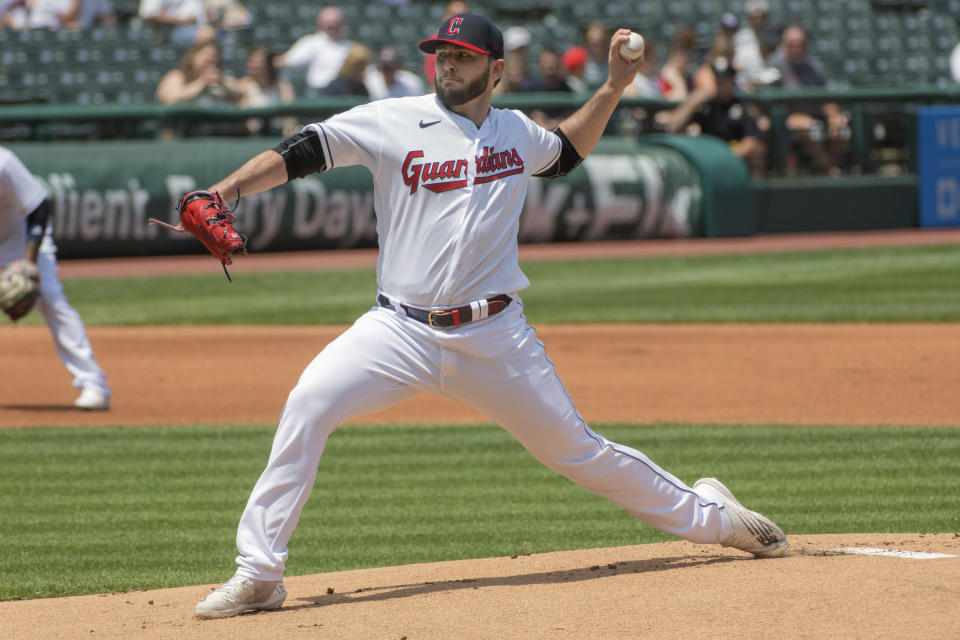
[{"xmin": 149, "ymin": 191, "xmax": 247, "ymax": 281}]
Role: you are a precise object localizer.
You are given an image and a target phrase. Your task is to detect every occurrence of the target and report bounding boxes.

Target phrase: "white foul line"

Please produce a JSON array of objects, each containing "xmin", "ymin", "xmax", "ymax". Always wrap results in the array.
[{"xmin": 830, "ymin": 547, "xmax": 957, "ymax": 560}]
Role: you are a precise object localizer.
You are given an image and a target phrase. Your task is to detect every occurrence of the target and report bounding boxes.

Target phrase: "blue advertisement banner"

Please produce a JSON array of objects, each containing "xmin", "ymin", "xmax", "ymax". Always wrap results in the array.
[{"xmin": 917, "ymin": 107, "xmax": 960, "ymax": 228}]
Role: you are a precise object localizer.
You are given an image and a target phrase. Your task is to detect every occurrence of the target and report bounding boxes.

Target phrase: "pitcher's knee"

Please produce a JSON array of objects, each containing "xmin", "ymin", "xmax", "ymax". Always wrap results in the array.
[{"xmin": 280, "ymin": 385, "xmax": 340, "ymax": 432}]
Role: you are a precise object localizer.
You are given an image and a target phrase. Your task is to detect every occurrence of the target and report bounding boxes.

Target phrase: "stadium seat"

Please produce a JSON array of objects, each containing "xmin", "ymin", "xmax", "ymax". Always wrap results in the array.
[
  {"xmin": 841, "ymin": 0, "xmax": 870, "ymax": 13},
  {"xmin": 2, "ymin": 0, "xmax": 959, "ymax": 108}
]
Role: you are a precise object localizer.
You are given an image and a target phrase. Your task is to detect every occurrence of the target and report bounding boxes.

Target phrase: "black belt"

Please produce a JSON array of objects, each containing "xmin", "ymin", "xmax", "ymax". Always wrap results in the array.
[{"xmin": 377, "ymin": 293, "xmax": 512, "ymax": 329}]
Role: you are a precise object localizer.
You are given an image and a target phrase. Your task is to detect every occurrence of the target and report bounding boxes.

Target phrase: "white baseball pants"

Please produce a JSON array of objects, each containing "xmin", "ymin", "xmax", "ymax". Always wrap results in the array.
[
  {"xmin": 235, "ymin": 297, "xmax": 731, "ymax": 580},
  {"xmin": 24, "ymin": 243, "xmax": 110, "ymax": 396}
]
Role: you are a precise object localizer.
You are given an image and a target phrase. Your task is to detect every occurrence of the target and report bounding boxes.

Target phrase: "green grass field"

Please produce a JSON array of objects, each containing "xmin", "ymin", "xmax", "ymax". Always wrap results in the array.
[
  {"xmin": 4, "ymin": 243, "xmax": 959, "ymax": 601},
  {"xmin": 2, "ymin": 423, "xmax": 957, "ymax": 600},
  {"xmin": 18, "ymin": 243, "xmax": 960, "ymax": 325}
]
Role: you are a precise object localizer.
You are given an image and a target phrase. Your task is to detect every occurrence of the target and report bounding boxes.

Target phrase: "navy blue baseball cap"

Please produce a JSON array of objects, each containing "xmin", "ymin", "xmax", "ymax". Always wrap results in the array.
[{"xmin": 419, "ymin": 14, "xmax": 504, "ymax": 59}]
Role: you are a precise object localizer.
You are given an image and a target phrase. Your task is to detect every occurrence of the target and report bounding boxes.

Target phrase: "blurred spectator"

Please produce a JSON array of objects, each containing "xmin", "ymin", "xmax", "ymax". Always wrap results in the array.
[
  {"xmin": 138, "ymin": 0, "xmax": 212, "ymax": 46},
  {"xmin": 29, "ymin": 0, "xmax": 115, "ymax": 29},
  {"xmin": 659, "ymin": 26, "xmax": 697, "ymax": 101},
  {"xmin": 503, "ymin": 25, "xmax": 530, "ymax": 54},
  {"xmin": 767, "ymin": 25, "xmax": 848, "ymax": 175},
  {"xmin": 0, "ymin": 0, "xmax": 30, "ymax": 29},
  {"xmin": 561, "ymin": 46, "xmax": 589, "ymax": 94},
  {"xmin": 495, "ymin": 25, "xmax": 535, "ymax": 95},
  {"xmin": 423, "ymin": 0, "xmax": 469, "ymax": 86},
  {"xmin": 156, "ymin": 38, "xmax": 244, "ymax": 105},
  {"xmin": 204, "ymin": 0, "xmax": 251, "ymax": 33},
  {"xmin": 691, "ymin": 13, "xmax": 738, "ymax": 97},
  {"xmin": 663, "ymin": 56, "xmax": 766, "ymax": 175},
  {"xmin": 757, "ymin": 21, "xmax": 782, "ymax": 61},
  {"xmin": 525, "ymin": 47, "xmax": 572, "ymax": 129},
  {"xmin": 733, "ymin": 0, "xmax": 766, "ymax": 83},
  {"xmin": 622, "ymin": 40, "xmax": 664, "ymax": 136},
  {"xmin": 323, "ymin": 43, "xmax": 371, "ymax": 98},
  {"xmin": 625, "ymin": 40, "xmax": 663, "ymax": 98},
  {"xmin": 733, "ymin": 0, "xmax": 782, "ymax": 90},
  {"xmin": 365, "ymin": 47, "xmax": 424, "ymax": 100},
  {"xmin": 583, "ymin": 23, "xmax": 609, "ymax": 90},
  {"xmin": 240, "ymin": 46, "xmax": 296, "ymax": 137},
  {"xmin": 276, "ymin": 6, "xmax": 353, "ymax": 93},
  {"xmin": 526, "ymin": 47, "xmax": 571, "ymax": 93},
  {"xmin": 951, "ymin": 41, "xmax": 960, "ymax": 85}
]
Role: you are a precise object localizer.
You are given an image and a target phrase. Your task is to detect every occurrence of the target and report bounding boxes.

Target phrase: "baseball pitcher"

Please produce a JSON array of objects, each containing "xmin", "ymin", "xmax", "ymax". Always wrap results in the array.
[{"xmin": 190, "ymin": 14, "xmax": 787, "ymax": 618}]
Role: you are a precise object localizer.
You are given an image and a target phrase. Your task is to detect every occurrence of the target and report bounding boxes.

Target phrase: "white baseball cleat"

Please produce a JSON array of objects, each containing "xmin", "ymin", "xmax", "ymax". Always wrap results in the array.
[
  {"xmin": 74, "ymin": 388, "xmax": 110, "ymax": 411},
  {"xmin": 694, "ymin": 477, "xmax": 788, "ymax": 558},
  {"xmin": 195, "ymin": 574, "xmax": 287, "ymax": 619}
]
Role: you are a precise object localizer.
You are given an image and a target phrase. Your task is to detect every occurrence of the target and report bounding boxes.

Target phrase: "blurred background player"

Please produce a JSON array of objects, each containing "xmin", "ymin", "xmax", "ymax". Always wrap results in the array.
[{"xmin": 0, "ymin": 146, "xmax": 111, "ymax": 410}]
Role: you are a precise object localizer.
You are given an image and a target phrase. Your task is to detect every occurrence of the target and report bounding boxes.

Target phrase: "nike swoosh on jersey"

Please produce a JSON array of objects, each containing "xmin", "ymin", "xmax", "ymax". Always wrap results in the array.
[{"xmin": 419, "ymin": 120, "xmax": 441, "ymax": 128}]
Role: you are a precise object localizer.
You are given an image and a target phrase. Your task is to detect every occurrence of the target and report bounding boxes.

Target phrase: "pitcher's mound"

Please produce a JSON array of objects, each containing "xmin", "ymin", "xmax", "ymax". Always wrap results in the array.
[{"xmin": 3, "ymin": 533, "xmax": 957, "ymax": 639}]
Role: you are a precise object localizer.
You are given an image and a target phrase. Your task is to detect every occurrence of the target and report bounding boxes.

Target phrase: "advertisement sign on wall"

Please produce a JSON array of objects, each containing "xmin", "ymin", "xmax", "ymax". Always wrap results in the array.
[
  {"xmin": 8, "ymin": 139, "xmax": 703, "ymax": 259},
  {"xmin": 917, "ymin": 107, "xmax": 960, "ymax": 228}
]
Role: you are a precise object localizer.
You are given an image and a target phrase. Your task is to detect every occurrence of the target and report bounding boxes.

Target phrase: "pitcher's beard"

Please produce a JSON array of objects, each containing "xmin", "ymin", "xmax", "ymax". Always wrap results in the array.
[{"xmin": 435, "ymin": 67, "xmax": 490, "ymax": 107}]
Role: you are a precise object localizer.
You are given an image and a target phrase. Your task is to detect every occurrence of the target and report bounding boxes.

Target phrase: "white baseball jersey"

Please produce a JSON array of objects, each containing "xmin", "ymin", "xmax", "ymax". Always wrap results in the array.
[
  {"xmin": 304, "ymin": 93, "xmax": 562, "ymax": 307},
  {"xmin": 0, "ymin": 145, "xmax": 110, "ymax": 398},
  {"xmin": 0, "ymin": 145, "xmax": 49, "ymax": 265},
  {"xmin": 230, "ymin": 91, "xmax": 744, "ymax": 585}
]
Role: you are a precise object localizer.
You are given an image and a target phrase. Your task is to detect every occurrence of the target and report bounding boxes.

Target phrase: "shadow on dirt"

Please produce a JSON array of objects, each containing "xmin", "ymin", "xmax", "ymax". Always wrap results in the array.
[{"xmin": 289, "ymin": 555, "xmax": 737, "ymax": 609}]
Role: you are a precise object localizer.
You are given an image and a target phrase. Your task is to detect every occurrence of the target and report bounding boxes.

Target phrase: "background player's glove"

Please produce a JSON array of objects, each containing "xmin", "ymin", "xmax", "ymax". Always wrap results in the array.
[
  {"xmin": 0, "ymin": 259, "xmax": 41, "ymax": 322},
  {"xmin": 149, "ymin": 190, "xmax": 247, "ymax": 281}
]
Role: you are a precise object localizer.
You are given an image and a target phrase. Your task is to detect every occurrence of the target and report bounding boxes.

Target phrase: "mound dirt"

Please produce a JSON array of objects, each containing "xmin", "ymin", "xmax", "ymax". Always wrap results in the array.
[{"xmin": 2, "ymin": 534, "xmax": 958, "ymax": 639}]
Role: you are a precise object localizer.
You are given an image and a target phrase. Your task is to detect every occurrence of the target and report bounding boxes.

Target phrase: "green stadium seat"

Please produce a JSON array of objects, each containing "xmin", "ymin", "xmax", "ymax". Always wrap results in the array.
[
  {"xmin": 840, "ymin": 0, "xmax": 870, "ymax": 12},
  {"xmin": 73, "ymin": 46, "xmax": 107, "ymax": 69},
  {"xmin": 2, "ymin": 0, "xmax": 959, "ymax": 107}
]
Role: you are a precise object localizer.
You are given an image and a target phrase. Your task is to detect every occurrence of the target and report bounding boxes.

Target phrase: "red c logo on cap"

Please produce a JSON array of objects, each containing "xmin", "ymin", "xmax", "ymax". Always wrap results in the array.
[{"xmin": 446, "ymin": 17, "xmax": 463, "ymax": 34}]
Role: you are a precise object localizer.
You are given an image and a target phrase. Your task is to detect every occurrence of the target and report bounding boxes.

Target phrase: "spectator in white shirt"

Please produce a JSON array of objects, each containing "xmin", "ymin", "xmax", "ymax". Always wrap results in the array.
[
  {"xmin": 138, "ymin": 0, "xmax": 211, "ymax": 45},
  {"xmin": 733, "ymin": 0, "xmax": 782, "ymax": 90},
  {"xmin": 364, "ymin": 47, "xmax": 424, "ymax": 100},
  {"xmin": 733, "ymin": 0, "xmax": 767, "ymax": 84},
  {"xmin": 28, "ymin": 0, "xmax": 114, "ymax": 29},
  {"xmin": 275, "ymin": 5, "xmax": 353, "ymax": 93}
]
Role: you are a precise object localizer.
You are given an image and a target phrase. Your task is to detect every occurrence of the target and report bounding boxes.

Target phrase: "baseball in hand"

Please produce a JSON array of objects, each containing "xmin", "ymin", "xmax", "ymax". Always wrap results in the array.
[{"xmin": 619, "ymin": 32, "xmax": 645, "ymax": 62}]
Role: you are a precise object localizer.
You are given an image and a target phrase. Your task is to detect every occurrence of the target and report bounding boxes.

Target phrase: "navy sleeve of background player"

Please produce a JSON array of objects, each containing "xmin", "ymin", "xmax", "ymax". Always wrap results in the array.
[
  {"xmin": 533, "ymin": 128, "xmax": 583, "ymax": 179},
  {"xmin": 273, "ymin": 129, "xmax": 328, "ymax": 182},
  {"xmin": 25, "ymin": 199, "xmax": 50, "ymax": 244}
]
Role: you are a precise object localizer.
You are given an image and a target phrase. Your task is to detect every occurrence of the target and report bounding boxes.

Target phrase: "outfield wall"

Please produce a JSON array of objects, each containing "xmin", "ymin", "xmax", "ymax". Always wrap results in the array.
[
  {"xmin": 7, "ymin": 138, "xmax": 709, "ymax": 259},
  {"xmin": 6, "ymin": 135, "xmax": 928, "ymax": 259}
]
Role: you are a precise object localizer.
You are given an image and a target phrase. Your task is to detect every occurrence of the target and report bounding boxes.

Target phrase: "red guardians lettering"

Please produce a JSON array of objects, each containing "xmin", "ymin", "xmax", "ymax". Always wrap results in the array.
[
  {"xmin": 474, "ymin": 146, "xmax": 524, "ymax": 184},
  {"xmin": 402, "ymin": 150, "xmax": 469, "ymax": 194}
]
